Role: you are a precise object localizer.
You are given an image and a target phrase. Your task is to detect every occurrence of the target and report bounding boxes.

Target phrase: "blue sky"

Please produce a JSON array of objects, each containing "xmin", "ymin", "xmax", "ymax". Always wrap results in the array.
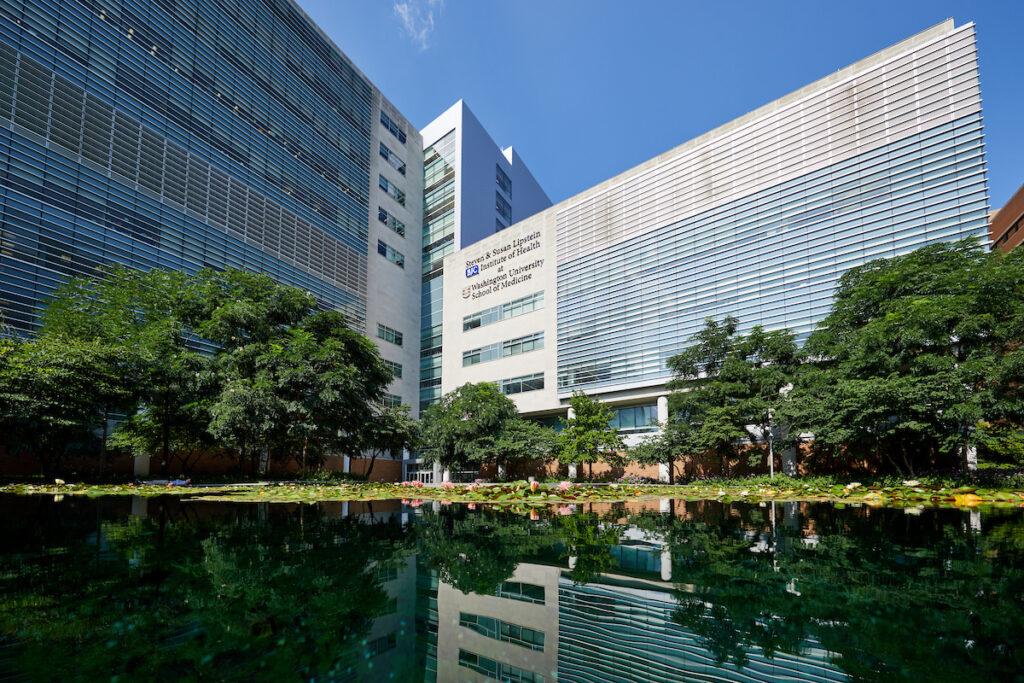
[{"xmin": 298, "ymin": 0, "xmax": 1023, "ymax": 210}]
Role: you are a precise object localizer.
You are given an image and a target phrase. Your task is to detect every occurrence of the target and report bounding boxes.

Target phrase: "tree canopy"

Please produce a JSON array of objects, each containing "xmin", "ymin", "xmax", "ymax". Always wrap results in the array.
[{"xmin": 555, "ymin": 391, "xmax": 625, "ymax": 479}]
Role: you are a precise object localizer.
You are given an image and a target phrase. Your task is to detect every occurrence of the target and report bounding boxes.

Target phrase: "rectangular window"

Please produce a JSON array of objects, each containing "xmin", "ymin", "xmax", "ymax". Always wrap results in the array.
[
  {"xmin": 608, "ymin": 404, "xmax": 659, "ymax": 433},
  {"xmin": 463, "ymin": 332, "xmax": 543, "ymax": 366},
  {"xmin": 496, "ymin": 192, "xmax": 512, "ymax": 222},
  {"xmin": 496, "ymin": 218, "xmax": 507, "ymax": 233},
  {"xmin": 379, "ymin": 175, "xmax": 405, "ymax": 206},
  {"xmin": 463, "ymin": 292, "xmax": 544, "ymax": 331},
  {"xmin": 382, "ymin": 393, "xmax": 402, "ymax": 408},
  {"xmin": 494, "ymin": 581, "xmax": 545, "ymax": 604},
  {"xmin": 459, "ymin": 650, "xmax": 544, "ymax": 682},
  {"xmin": 380, "ymin": 111, "xmax": 407, "ymax": 144},
  {"xmin": 367, "ymin": 633, "xmax": 397, "ymax": 658},
  {"xmin": 377, "ymin": 323, "xmax": 403, "ymax": 347},
  {"xmin": 380, "ymin": 141, "xmax": 406, "ymax": 175},
  {"xmin": 378, "ymin": 206, "xmax": 406, "ymax": 237},
  {"xmin": 496, "ymin": 164, "xmax": 512, "ymax": 197},
  {"xmin": 459, "ymin": 614, "xmax": 545, "ymax": 652},
  {"xmin": 377, "ymin": 239, "xmax": 405, "ymax": 268},
  {"xmin": 383, "ymin": 359, "xmax": 403, "ymax": 379},
  {"xmin": 500, "ymin": 373, "xmax": 544, "ymax": 395}
]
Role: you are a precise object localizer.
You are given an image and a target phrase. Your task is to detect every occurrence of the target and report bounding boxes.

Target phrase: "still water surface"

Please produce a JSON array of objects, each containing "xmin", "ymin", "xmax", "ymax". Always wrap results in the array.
[{"xmin": 0, "ymin": 495, "xmax": 1021, "ymax": 682}]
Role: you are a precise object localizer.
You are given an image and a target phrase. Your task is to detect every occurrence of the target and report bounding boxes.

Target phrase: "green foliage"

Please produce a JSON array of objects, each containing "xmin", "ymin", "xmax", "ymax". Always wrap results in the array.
[
  {"xmin": 788, "ymin": 239, "xmax": 1024, "ymax": 474},
  {"xmin": 0, "ymin": 335, "xmax": 130, "ymax": 475},
  {"xmin": 2, "ymin": 265, "xmax": 395, "ymax": 476},
  {"xmin": 555, "ymin": 391, "xmax": 625, "ymax": 479},
  {"xmin": 358, "ymin": 403, "xmax": 420, "ymax": 479},
  {"xmin": 476, "ymin": 416, "xmax": 557, "ymax": 479},
  {"xmin": 666, "ymin": 316, "xmax": 798, "ymax": 472},
  {"xmin": 419, "ymin": 382, "xmax": 519, "ymax": 472}
]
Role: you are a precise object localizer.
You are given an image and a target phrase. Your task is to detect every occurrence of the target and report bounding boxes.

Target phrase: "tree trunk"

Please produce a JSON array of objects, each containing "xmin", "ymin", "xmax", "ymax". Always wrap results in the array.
[
  {"xmin": 365, "ymin": 453, "xmax": 377, "ymax": 481},
  {"xmin": 161, "ymin": 395, "xmax": 170, "ymax": 477},
  {"xmin": 99, "ymin": 405, "xmax": 108, "ymax": 476},
  {"xmin": 301, "ymin": 436, "xmax": 308, "ymax": 479},
  {"xmin": 588, "ymin": 461, "xmax": 593, "ymax": 480}
]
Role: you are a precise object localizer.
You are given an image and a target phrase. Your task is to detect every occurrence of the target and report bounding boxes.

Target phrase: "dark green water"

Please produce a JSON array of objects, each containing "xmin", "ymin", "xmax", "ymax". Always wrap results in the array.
[{"xmin": 0, "ymin": 495, "xmax": 1021, "ymax": 682}]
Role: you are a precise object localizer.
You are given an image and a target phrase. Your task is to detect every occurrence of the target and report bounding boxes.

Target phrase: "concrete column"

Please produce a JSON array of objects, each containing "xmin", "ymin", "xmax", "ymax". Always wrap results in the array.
[
  {"xmin": 130, "ymin": 496, "xmax": 148, "ymax": 518},
  {"xmin": 342, "ymin": 501, "xmax": 349, "ymax": 519},
  {"xmin": 432, "ymin": 461, "xmax": 442, "ymax": 484},
  {"xmin": 964, "ymin": 445, "xmax": 978, "ymax": 472},
  {"xmin": 497, "ymin": 464, "xmax": 506, "ymax": 480},
  {"xmin": 133, "ymin": 455, "xmax": 150, "ymax": 478},
  {"xmin": 969, "ymin": 509, "xmax": 981, "ymax": 532},
  {"xmin": 442, "ymin": 468, "xmax": 451, "ymax": 483},
  {"xmin": 657, "ymin": 395, "xmax": 670, "ymax": 482},
  {"xmin": 781, "ymin": 447, "xmax": 798, "ymax": 476},
  {"xmin": 660, "ymin": 498, "xmax": 671, "ymax": 513},
  {"xmin": 568, "ymin": 556, "xmax": 577, "ymax": 570},
  {"xmin": 660, "ymin": 547, "xmax": 672, "ymax": 582},
  {"xmin": 343, "ymin": 455, "xmax": 351, "ymax": 474},
  {"xmin": 567, "ymin": 406, "xmax": 577, "ymax": 480}
]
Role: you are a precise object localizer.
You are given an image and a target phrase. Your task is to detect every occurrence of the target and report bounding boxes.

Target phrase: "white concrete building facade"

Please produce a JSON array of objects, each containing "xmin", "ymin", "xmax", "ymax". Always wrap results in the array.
[{"xmin": 440, "ymin": 20, "xmax": 989, "ymax": 458}]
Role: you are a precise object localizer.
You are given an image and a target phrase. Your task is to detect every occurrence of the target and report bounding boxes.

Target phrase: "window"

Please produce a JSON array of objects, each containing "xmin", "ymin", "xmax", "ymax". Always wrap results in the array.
[
  {"xmin": 608, "ymin": 404, "xmax": 659, "ymax": 433},
  {"xmin": 377, "ymin": 323, "xmax": 403, "ymax": 346},
  {"xmin": 379, "ymin": 141, "xmax": 406, "ymax": 175},
  {"xmin": 463, "ymin": 332, "xmax": 543, "ymax": 366},
  {"xmin": 367, "ymin": 633, "xmax": 397, "ymax": 658},
  {"xmin": 377, "ymin": 239, "xmax": 405, "ymax": 268},
  {"xmin": 495, "ymin": 582, "xmax": 545, "ymax": 604},
  {"xmin": 380, "ymin": 111, "xmax": 406, "ymax": 144},
  {"xmin": 500, "ymin": 373, "xmax": 544, "ymax": 395},
  {"xmin": 382, "ymin": 393, "xmax": 402, "ymax": 408},
  {"xmin": 496, "ymin": 218, "xmax": 506, "ymax": 233},
  {"xmin": 383, "ymin": 359, "xmax": 403, "ymax": 379},
  {"xmin": 459, "ymin": 614, "xmax": 545, "ymax": 651},
  {"xmin": 464, "ymin": 292, "xmax": 544, "ymax": 331},
  {"xmin": 378, "ymin": 206, "xmax": 406, "ymax": 237},
  {"xmin": 496, "ymin": 164, "xmax": 512, "ymax": 197},
  {"xmin": 496, "ymin": 191, "xmax": 512, "ymax": 222},
  {"xmin": 379, "ymin": 175, "xmax": 405, "ymax": 206},
  {"xmin": 459, "ymin": 650, "xmax": 544, "ymax": 682}
]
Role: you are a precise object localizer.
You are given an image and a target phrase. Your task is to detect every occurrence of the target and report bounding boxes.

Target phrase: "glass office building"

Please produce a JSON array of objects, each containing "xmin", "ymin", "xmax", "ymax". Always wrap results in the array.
[{"xmin": 0, "ymin": 0, "xmax": 380, "ymax": 333}]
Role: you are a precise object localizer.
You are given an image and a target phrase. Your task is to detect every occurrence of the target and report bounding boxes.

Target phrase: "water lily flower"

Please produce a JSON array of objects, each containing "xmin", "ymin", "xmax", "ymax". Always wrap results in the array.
[
  {"xmin": 557, "ymin": 505, "xmax": 575, "ymax": 515},
  {"xmin": 530, "ymin": 481, "xmax": 539, "ymax": 493},
  {"xmin": 558, "ymin": 481, "xmax": 572, "ymax": 492},
  {"xmin": 442, "ymin": 481, "xmax": 455, "ymax": 490},
  {"xmin": 409, "ymin": 499, "xmax": 424, "ymax": 508},
  {"xmin": 529, "ymin": 509, "xmax": 539, "ymax": 520},
  {"xmin": 468, "ymin": 503, "xmax": 476, "ymax": 510}
]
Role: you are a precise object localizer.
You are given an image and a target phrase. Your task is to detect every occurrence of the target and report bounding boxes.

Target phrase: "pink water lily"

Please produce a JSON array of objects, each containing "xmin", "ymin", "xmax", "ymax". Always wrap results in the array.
[
  {"xmin": 530, "ymin": 481, "xmax": 540, "ymax": 493},
  {"xmin": 529, "ymin": 509, "xmax": 540, "ymax": 520},
  {"xmin": 558, "ymin": 481, "xmax": 573, "ymax": 492}
]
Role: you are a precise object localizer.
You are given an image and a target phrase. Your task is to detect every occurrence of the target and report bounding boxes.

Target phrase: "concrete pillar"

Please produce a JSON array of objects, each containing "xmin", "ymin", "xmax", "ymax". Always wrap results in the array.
[
  {"xmin": 784, "ymin": 501, "xmax": 799, "ymax": 531},
  {"xmin": 497, "ymin": 464, "xmax": 506, "ymax": 480},
  {"xmin": 568, "ymin": 556, "xmax": 577, "ymax": 570},
  {"xmin": 781, "ymin": 447, "xmax": 798, "ymax": 476},
  {"xmin": 660, "ymin": 547, "xmax": 672, "ymax": 582},
  {"xmin": 130, "ymin": 496, "xmax": 148, "ymax": 518},
  {"xmin": 660, "ymin": 498, "xmax": 671, "ymax": 514},
  {"xmin": 133, "ymin": 455, "xmax": 150, "ymax": 478},
  {"xmin": 964, "ymin": 445, "xmax": 978, "ymax": 472},
  {"xmin": 442, "ymin": 468, "xmax": 451, "ymax": 483},
  {"xmin": 657, "ymin": 396, "xmax": 671, "ymax": 482},
  {"xmin": 343, "ymin": 455, "xmax": 351, "ymax": 474},
  {"xmin": 566, "ymin": 406, "xmax": 578, "ymax": 480},
  {"xmin": 432, "ymin": 461, "xmax": 442, "ymax": 484},
  {"xmin": 342, "ymin": 501, "xmax": 349, "ymax": 519},
  {"xmin": 969, "ymin": 509, "xmax": 981, "ymax": 533}
]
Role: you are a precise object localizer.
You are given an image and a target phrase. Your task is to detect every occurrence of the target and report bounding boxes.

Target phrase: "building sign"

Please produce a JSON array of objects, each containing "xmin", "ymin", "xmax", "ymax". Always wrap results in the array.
[{"xmin": 462, "ymin": 230, "xmax": 544, "ymax": 300}]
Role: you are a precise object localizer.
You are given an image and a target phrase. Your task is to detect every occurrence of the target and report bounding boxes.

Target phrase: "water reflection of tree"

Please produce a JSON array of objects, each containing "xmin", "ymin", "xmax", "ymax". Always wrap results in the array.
[
  {"xmin": 0, "ymin": 502, "xmax": 410, "ymax": 680},
  {"xmin": 635, "ymin": 505, "xmax": 1024, "ymax": 681},
  {"xmin": 412, "ymin": 506, "xmax": 559, "ymax": 594},
  {"xmin": 558, "ymin": 512, "xmax": 621, "ymax": 585}
]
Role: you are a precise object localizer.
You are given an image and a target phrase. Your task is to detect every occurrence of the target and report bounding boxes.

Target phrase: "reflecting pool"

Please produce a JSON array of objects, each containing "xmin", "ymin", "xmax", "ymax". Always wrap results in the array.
[{"xmin": 0, "ymin": 495, "xmax": 1021, "ymax": 681}]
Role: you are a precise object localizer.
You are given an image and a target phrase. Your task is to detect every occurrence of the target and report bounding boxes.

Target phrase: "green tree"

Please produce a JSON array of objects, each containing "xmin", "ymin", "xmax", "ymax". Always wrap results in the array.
[
  {"xmin": 40, "ymin": 266, "xmax": 208, "ymax": 473},
  {"xmin": 666, "ymin": 317, "xmax": 798, "ymax": 475},
  {"xmin": 209, "ymin": 311, "xmax": 391, "ymax": 475},
  {"xmin": 477, "ymin": 417, "xmax": 557, "ymax": 480},
  {"xmin": 419, "ymin": 383, "xmax": 519, "ymax": 474},
  {"xmin": 555, "ymin": 391, "xmax": 625, "ymax": 480},
  {"xmin": 360, "ymin": 403, "xmax": 420, "ymax": 480},
  {"xmin": 631, "ymin": 419, "xmax": 686, "ymax": 483},
  {"xmin": 0, "ymin": 335, "xmax": 129, "ymax": 476},
  {"xmin": 788, "ymin": 239, "xmax": 1024, "ymax": 473}
]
